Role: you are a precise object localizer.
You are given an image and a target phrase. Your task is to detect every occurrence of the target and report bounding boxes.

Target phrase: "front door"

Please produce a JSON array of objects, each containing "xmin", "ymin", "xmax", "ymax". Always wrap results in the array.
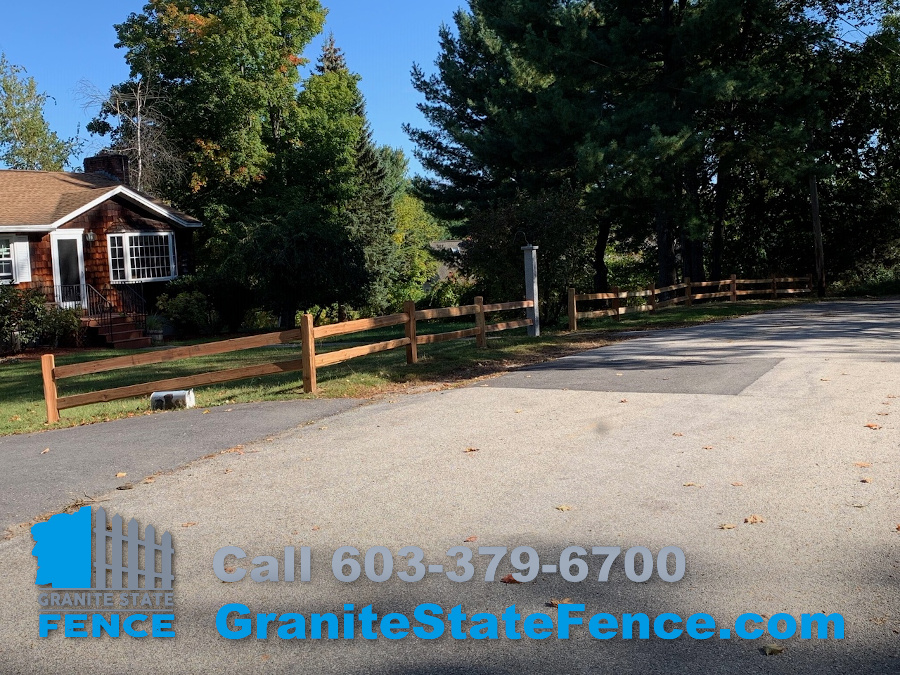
[{"xmin": 51, "ymin": 233, "xmax": 86, "ymax": 308}]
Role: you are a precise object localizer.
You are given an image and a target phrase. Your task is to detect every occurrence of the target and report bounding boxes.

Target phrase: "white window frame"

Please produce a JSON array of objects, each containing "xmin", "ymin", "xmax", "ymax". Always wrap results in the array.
[
  {"xmin": 0, "ymin": 238, "xmax": 12, "ymax": 284},
  {"xmin": 107, "ymin": 232, "xmax": 178, "ymax": 283},
  {"xmin": 1, "ymin": 235, "xmax": 33, "ymax": 285}
]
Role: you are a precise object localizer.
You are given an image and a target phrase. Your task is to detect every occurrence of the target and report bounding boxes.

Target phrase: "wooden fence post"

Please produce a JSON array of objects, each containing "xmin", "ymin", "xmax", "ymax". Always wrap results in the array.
[
  {"xmin": 404, "ymin": 300, "xmax": 418, "ymax": 365},
  {"xmin": 474, "ymin": 296, "xmax": 487, "ymax": 348},
  {"xmin": 684, "ymin": 277, "xmax": 692, "ymax": 307},
  {"xmin": 650, "ymin": 284, "xmax": 657, "ymax": 313},
  {"xmin": 568, "ymin": 288, "xmax": 578, "ymax": 331},
  {"xmin": 41, "ymin": 354, "xmax": 59, "ymax": 424},
  {"xmin": 772, "ymin": 277, "xmax": 778, "ymax": 299},
  {"xmin": 611, "ymin": 286, "xmax": 621, "ymax": 321},
  {"xmin": 731, "ymin": 274, "xmax": 738, "ymax": 302},
  {"xmin": 301, "ymin": 314, "xmax": 317, "ymax": 394}
]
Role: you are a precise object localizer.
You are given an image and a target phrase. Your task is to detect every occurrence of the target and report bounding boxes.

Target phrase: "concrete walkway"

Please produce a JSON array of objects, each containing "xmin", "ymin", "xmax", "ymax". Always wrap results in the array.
[{"xmin": 0, "ymin": 300, "xmax": 897, "ymax": 673}]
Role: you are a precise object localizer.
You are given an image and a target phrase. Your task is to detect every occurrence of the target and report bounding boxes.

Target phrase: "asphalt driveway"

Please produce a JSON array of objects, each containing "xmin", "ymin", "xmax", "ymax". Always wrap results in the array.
[
  {"xmin": 0, "ymin": 300, "xmax": 897, "ymax": 674},
  {"xmin": 0, "ymin": 399, "xmax": 359, "ymax": 533}
]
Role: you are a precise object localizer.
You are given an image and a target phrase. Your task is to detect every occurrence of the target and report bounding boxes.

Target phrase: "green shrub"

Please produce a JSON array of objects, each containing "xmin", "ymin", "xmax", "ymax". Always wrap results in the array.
[
  {"xmin": 241, "ymin": 308, "xmax": 279, "ymax": 331},
  {"xmin": 422, "ymin": 274, "xmax": 477, "ymax": 309},
  {"xmin": 0, "ymin": 286, "xmax": 82, "ymax": 352},
  {"xmin": 156, "ymin": 291, "xmax": 219, "ymax": 334},
  {"xmin": 41, "ymin": 306, "xmax": 82, "ymax": 348}
]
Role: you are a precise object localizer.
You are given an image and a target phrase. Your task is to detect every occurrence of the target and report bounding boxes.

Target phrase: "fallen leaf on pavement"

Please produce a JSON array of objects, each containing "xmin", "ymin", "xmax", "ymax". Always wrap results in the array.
[
  {"xmin": 500, "ymin": 574, "xmax": 522, "ymax": 584},
  {"xmin": 40, "ymin": 448, "xmax": 49, "ymax": 455},
  {"xmin": 311, "ymin": 526, "xmax": 320, "ymax": 531},
  {"xmin": 226, "ymin": 445, "xmax": 244, "ymax": 455},
  {"xmin": 515, "ymin": 410, "xmax": 522, "ymax": 414},
  {"xmin": 745, "ymin": 514, "xmax": 766, "ymax": 524},
  {"xmin": 464, "ymin": 447, "xmax": 480, "ymax": 453},
  {"xmin": 115, "ymin": 472, "xmax": 127, "ymax": 478},
  {"xmin": 547, "ymin": 598, "xmax": 572, "ymax": 608},
  {"xmin": 702, "ymin": 446, "xmax": 714, "ymax": 450},
  {"xmin": 182, "ymin": 522, "xmax": 197, "ymax": 528},
  {"xmin": 116, "ymin": 483, "xmax": 134, "ymax": 491},
  {"xmin": 142, "ymin": 477, "xmax": 155, "ymax": 484},
  {"xmin": 820, "ymin": 378, "xmax": 830, "ymax": 382},
  {"xmin": 865, "ymin": 423, "xmax": 882, "ymax": 430},
  {"xmin": 620, "ymin": 399, "xmax": 628, "ymax": 404},
  {"xmin": 224, "ymin": 468, "xmax": 234, "ymax": 474},
  {"xmin": 556, "ymin": 505, "xmax": 574, "ymax": 512},
  {"xmin": 673, "ymin": 433, "xmax": 684, "ymax": 437},
  {"xmin": 683, "ymin": 482, "xmax": 702, "ymax": 488},
  {"xmin": 896, "ymin": 524, "xmax": 900, "ymax": 532},
  {"xmin": 224, "ymin": 566, "xmax": 236, "ymax": 574},
  {"xmin": 878, "ymin": 412, "xmax": 890, "ymax": 416},
  {"xmin": 202, "ymin": 410, "xmax": 210, "ymax": 414},
  {"xmin": 861, "ymin": 478, "xmax": 872, "ymax": 484},
  {"xmin": 719, "ymin": 523, "xmax": 736, "ymax": 530},
  {"xmin": 731, "ymin": 482, "xmax": 744, "ymax": 487},
  {"xmin": 763, "ymin": 644, "xmax": 785, "ymax": 656},
  {"xmin": 464, "ymin": 536, "xmax": 478, "ymax": 543},
  {"xmin": 854, "ymin": 462, "xmax": 873, "ymax": 468}
]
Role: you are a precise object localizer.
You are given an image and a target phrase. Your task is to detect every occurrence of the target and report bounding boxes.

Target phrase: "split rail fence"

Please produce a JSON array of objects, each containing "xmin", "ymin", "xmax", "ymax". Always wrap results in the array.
[
  {"xmin": 568, "ymin": 275, "xmax": 812, "ymax": 331},
  {"xmin": 40, "ymin": 297, "xmax": 534, "ymax": 424}
]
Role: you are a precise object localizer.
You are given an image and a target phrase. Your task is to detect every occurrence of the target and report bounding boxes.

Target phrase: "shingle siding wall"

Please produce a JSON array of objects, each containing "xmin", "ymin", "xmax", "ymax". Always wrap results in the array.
[{"xmin": 21, "ymin": 197, "xmax": 194, "ymax": 298}]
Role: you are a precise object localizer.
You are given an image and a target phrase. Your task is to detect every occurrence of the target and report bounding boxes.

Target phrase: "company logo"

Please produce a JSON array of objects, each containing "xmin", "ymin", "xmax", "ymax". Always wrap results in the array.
[{"xmin": 31, "ymin": 507, "xmax": 176, "ymax": 638}]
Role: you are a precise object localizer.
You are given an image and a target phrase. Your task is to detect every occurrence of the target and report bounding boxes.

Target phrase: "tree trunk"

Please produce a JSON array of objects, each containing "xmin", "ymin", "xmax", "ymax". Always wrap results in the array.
[
  {"xmin": 656, "ymin": 207, "xmax": 677, "ymax": 287},
  {"xmin": 592, "ymin": 215, "xmax": 612, "ymax": 292},
  {"xmin": 279, "ymin": 307, "xmax": 296, "ymax": 329},
  {"xmin": 681, "ymin": 235, "xmax": 705, "ymax": 283},
  {"xmin": 809, "ymin": 174, "xmax": 825, "ymax": 296}
]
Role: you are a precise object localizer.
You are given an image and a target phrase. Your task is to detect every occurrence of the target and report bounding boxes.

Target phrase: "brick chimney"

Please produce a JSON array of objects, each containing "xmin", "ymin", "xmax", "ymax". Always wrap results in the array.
[{"xmin": 83, "ymin": 154, "xmax": 130, "ymax": 186}]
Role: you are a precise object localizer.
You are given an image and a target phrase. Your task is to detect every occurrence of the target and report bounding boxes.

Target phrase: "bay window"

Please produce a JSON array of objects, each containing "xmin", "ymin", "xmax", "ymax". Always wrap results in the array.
[{"xmin": 108, "ymin": 233, "xmax": 177, "ymax": 283}]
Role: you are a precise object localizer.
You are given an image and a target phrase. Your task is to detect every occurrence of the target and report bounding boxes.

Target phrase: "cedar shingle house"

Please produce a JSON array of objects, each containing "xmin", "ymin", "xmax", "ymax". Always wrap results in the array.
[{"xmin": 0, "ymin": 154, "xmax": 202, "ymax": 347}]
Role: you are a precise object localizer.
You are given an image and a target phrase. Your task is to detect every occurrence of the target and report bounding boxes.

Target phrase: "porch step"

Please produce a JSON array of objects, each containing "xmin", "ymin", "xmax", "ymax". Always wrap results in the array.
[
  {"xmin": 106, "ymin": 328, "xmax": 146, "ymax": 341},
  {"xmin": 81, "ymin": 313, "xmax": 150, "ymax": 349},
  {"xmin": 111, "ymin": 336, "xmax": 152, "ymax": 349}
]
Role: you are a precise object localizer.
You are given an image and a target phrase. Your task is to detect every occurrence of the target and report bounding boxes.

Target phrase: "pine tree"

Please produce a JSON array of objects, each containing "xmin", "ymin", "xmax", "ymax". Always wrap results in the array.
[
  {"xmin": 344, "ymin": 111, "xmax": 399, "ymax": 312},
  {"xmin": 316, "ymin": 33, "xmax": 347, "ymax": 75}
]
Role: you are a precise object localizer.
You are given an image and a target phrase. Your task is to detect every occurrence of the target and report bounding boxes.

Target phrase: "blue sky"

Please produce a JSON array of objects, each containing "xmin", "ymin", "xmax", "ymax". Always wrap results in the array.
[{"xmin": 0, "ymin": 1, "xmax": 464, "ymax": 175}]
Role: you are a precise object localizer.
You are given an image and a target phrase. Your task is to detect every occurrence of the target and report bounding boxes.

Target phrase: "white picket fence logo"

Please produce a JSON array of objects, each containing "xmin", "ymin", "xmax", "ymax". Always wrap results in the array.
[{"xmin": 93, "ymin": 507, "xmax": 174, "ymax": 591}]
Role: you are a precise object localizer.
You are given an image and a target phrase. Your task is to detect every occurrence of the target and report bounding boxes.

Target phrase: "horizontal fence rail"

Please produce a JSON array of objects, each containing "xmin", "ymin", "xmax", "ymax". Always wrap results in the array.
[
  {"xmin": 40, "ymin": 297, "xmax": 535, "ymax": 424},
  {"xmin": 568, "ymin": 275, "xmax": 812, "ymax": 331}
]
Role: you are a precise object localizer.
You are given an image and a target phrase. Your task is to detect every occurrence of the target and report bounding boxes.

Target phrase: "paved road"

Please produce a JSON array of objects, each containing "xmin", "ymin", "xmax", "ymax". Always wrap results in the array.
[
  {"xmin": 0, "ymin": 301, "xmax": 897, "ymax": 674},
  {"xmin": 0, "ymin": 399, "xmax": 360, "ymax": 533}
]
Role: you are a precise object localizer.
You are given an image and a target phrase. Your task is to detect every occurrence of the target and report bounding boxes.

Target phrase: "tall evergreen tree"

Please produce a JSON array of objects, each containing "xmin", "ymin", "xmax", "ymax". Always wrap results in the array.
[
  {"xmin": 316, "ymin": 33, "xmax": 347, "ymax": 75},
  {"xmin": 409, "ymin": 0, "xmax": 900, "ymax": 302}
]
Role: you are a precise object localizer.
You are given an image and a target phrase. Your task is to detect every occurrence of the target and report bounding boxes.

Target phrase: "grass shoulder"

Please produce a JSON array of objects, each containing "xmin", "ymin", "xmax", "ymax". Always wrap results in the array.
[{"xmin": 0, "ymin": 299, "xmax": 810, "ymax": 436}]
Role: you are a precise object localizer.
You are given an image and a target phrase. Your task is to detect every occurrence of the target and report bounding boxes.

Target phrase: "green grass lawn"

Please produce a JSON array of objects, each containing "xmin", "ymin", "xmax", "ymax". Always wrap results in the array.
[{"xmin": 0, "ymin": 299, "xmax": 810, "ymax": 437}]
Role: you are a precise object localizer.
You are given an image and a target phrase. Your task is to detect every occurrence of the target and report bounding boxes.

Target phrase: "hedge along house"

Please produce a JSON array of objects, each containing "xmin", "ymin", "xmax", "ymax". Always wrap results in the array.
[{"xmin": 0, "ymin": 154, "xmax": 202, "ymax": 348}]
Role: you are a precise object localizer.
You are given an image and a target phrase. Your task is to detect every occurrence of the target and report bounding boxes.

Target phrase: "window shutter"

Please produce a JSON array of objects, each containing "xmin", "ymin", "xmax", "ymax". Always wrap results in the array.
[{"xmin": 12, "ymin": 236, "xmax": 32, "ymax": 283}]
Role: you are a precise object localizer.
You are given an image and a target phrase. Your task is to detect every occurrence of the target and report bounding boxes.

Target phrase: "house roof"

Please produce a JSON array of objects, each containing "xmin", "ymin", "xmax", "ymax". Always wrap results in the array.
[{"xmin": 0, "ymin": 170, "xmax": 202, "ymax": 232}]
